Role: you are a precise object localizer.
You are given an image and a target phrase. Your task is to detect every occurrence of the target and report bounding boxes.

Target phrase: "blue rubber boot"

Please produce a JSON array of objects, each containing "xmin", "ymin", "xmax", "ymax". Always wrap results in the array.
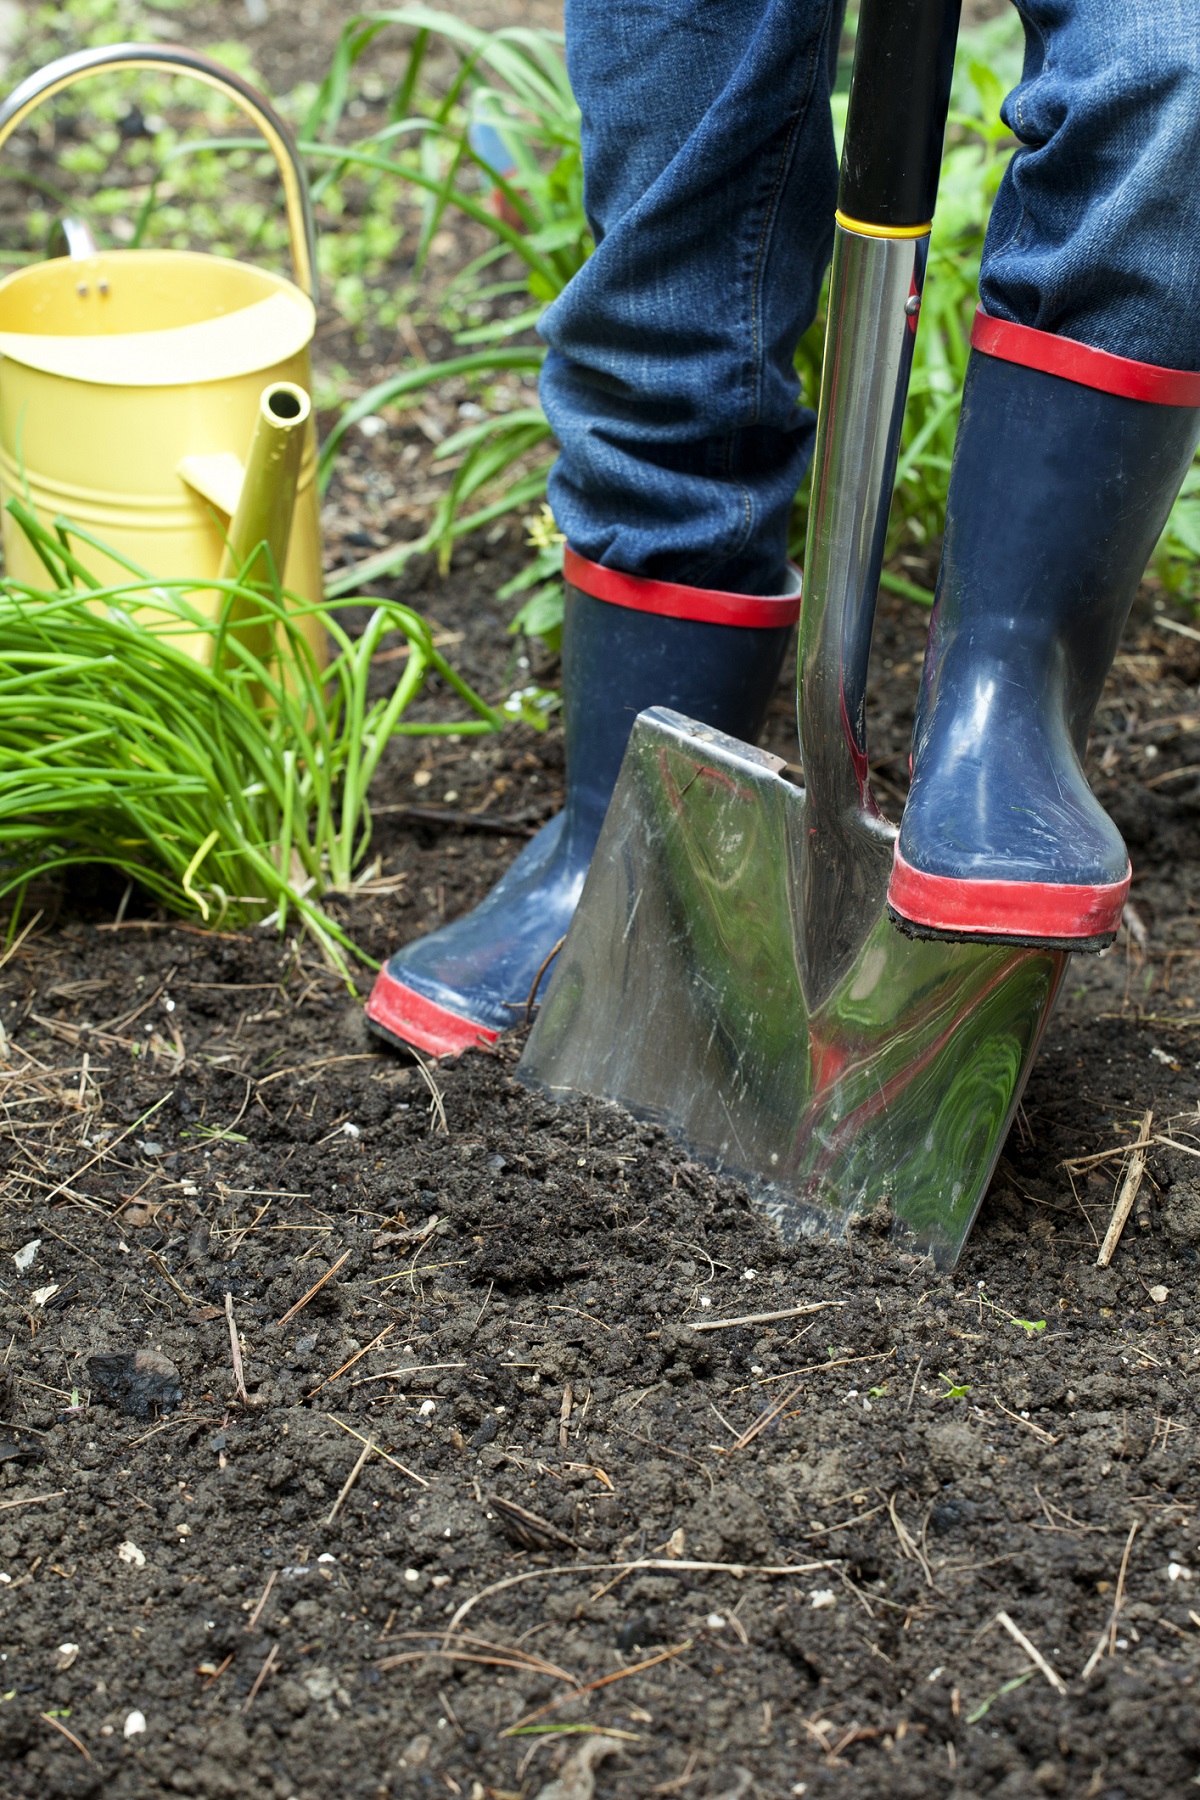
[
  {"xmin": 367, "ymin": 551, "xmax": 801, "ymax": 1053},
  {"xmin": 888, "ymin": 315, "xmax": 1200, "ymax": 950}
]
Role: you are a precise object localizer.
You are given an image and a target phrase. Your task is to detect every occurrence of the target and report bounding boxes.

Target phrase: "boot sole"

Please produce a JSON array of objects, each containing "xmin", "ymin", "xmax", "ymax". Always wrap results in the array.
[
  {"xmin": 366, "ymin": 966, "xmax": 500, "ymax": 1058},
  {"xmin": 888, "ymin": 848, "xmax": 1129, "ymax": 952}
]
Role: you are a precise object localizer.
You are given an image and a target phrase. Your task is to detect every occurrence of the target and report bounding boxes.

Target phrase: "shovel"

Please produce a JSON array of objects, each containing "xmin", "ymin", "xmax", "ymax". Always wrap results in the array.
[{"xmin": 518, "ymin": 0, "xmax": 1068, "ymax": 1266}]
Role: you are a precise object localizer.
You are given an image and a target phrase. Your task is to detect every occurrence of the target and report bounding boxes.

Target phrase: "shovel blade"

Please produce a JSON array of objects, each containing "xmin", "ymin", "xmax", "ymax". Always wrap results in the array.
[{"xmin": 518, "ymin": 709, "xmax": 1067, "ymax": 1266}]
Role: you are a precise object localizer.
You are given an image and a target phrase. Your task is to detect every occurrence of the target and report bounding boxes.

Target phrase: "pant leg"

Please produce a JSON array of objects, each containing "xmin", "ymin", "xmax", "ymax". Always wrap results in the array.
[
  {"xmin": 540, "ymin": 0, "xmax": 842, "ymax": 595},
  {"xmin": 981, "ymin": 0, "xmax": 1200, "ymax": 368}
]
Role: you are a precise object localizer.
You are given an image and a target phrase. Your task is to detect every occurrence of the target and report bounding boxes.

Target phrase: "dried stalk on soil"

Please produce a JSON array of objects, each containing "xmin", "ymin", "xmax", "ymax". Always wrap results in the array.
[
  {"xmin": 276, "ymin": 1249, "xmax": 350, "ymax": 1326},
  {"xmin": 326, "ymin": 1434, "xmax": 376, "ymax": 1524},
  {"xmin": 1097, "ymin": 1108, "xmax": 1153, "ymax": 1266},
  {"xmin": 991, "ymin": 1612, "xmax": 1067, "ymax": 1695}
]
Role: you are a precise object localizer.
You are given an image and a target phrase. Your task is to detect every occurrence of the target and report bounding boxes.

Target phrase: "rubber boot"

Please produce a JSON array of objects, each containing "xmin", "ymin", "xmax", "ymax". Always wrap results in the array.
[
  {"xmin": 888, "ymin": 312, "xmax": 1200, "ymax": 951},
  {"xmin": 367, "ymin": 549, "xmax": 801, "ymax": 1054}
]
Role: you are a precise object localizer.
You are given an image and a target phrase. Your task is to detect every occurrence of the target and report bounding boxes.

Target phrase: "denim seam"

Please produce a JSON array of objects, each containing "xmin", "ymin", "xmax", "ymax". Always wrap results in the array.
[{"xmin": 705, "ymin": 25, "xmax": 824, "ymax": 580}]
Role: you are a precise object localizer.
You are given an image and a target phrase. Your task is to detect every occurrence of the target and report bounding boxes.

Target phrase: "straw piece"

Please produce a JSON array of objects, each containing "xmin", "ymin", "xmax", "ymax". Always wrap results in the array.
[{"xmin": 1097, "ymin": 1109, "xmax": 1153, "ymax": 1267}]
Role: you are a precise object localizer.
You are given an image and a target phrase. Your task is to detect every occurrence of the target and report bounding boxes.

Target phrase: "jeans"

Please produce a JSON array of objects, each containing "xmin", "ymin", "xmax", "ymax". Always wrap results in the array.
[{"xmin": 539, "ymin": 0, "xmax": 1200, "ymax": 595}]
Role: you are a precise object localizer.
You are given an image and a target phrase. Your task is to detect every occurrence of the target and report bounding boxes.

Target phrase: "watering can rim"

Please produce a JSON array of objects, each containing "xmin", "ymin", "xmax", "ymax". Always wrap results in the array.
[{"xmin": 0, "ymin": 260, "xmax": 315, "ymax": 388}]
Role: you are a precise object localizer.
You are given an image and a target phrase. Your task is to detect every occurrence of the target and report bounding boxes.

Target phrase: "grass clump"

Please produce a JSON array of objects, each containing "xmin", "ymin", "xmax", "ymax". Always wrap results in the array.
[{"xmin": 0, "ymin": 504, "xmax": 505, "ymax": 975}]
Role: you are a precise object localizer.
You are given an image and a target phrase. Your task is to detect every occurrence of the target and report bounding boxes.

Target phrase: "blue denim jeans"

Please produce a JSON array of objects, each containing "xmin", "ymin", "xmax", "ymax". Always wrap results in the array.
[{"xmin": 539, "ymin": 0, "xmax": 1200, "ymax": 595}]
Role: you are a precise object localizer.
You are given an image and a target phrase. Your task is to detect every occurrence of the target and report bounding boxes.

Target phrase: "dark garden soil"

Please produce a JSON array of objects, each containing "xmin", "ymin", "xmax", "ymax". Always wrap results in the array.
[
  {"xmin": 5, "ymin": 5, "xmax": 1200, "ymax": 1799},
  {"xmin": 3, "ymin": 562, "xmax": 1200, "ymax": 1800}
]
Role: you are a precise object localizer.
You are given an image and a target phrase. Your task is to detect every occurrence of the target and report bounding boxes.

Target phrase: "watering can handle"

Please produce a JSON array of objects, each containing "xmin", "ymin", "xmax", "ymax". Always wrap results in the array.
[
  {"xmin": 798, "ymin": 0, "xmax": 961, "ymax": 831},
  {"xmin": 0, "ymin": 43, "xmax": 319, "ymax": 305}
]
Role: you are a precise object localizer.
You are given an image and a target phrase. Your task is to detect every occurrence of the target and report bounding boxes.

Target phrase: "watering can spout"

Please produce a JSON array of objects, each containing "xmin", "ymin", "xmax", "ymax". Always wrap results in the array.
[{"xmin": 220, "ymin": 381, "xmax": 311, "ymax": 588}]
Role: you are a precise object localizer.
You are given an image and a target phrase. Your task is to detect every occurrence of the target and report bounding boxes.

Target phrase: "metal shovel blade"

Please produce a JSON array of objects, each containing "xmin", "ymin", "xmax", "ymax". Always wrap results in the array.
[
  {"xmin": 518, "ymin": 706, "xmax": 1065, "ymax": 1264},
  {"xmin": 518, "ymin": 225, "xmax": 1068, "ymax": 1266}
]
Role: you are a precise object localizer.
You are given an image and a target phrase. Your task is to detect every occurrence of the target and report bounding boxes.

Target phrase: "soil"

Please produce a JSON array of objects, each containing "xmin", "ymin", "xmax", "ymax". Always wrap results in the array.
[{"xmin": 4, "ymin": 4, "xmax": 1200, "ymax": 1799}]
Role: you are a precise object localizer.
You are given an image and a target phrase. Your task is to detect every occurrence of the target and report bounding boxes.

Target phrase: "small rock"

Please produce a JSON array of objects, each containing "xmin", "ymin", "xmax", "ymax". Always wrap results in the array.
[
  {"xmin": 13, "ymin": 1239, "xmax": 40, "ymax": 1272},
  {"xmin": 809, "ymin": 1589, "xmax": 837, "ymax": 1609},
  {"xmin": 117, "ymin": 1540, "xmax": 146, "ymax": 1569},
  {"xmin": 123, "ymin": 1710, "xmax": 146, "ymax": 1738},
  {"xmin": 89, "ymin": 1349, "xmax": 182, "ymax": 1419},
  {"xmin": 55, "ymin": 1643, "xmax": 80, "ymax": 1671},
  {"xmin": 1149, "ymin": 1284, "xmax": 1169, "ymax": 1304}
]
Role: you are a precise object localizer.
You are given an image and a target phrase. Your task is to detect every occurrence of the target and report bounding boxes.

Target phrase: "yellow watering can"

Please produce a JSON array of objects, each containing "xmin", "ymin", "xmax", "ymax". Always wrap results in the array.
[{"xmin": 0, "ymin": 44, "xmax": 325, "ymax": 667}]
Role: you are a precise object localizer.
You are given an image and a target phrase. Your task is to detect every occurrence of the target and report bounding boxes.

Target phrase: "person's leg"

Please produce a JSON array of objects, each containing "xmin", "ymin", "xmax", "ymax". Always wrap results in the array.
[
  {"xmin": 541, "ymin": 0, "xmax": 844, "ymax": 595},
  {"xmin": 368, "ymin": 0, "xmax": 841, "ymax": 1055},
  {"xmin": 889, "ymin": 0, "xmax": 1200, "ymax": 949}
]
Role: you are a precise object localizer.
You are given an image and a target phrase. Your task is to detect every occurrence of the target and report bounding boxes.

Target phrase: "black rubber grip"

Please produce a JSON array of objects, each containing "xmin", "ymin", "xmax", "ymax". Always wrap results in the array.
[{"xmin": 838, "ymin": 0, "xmax": 962, "ymax": 229}]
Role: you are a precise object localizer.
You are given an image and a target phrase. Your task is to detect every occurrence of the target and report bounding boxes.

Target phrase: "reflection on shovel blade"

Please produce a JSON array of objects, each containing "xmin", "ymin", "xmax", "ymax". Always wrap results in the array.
[{"xmin": 518, "ymin": 709, "xmax": 1067, "ymax": 1267}]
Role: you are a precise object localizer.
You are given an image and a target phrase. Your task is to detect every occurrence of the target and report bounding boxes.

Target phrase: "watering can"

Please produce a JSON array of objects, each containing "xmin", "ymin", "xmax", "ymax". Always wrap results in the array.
[
  {"xmin": 0, "ymin": 45, "xmax": 325, "ymax": 667},
  {"xmin": 518, "ymin": 0, "xmax": 1068, "ymax": 1267}
]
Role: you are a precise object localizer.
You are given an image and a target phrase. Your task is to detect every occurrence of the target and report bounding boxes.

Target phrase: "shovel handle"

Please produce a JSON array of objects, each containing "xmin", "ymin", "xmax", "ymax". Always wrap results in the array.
[
  {"xmin": 798, "ymin": 0, "xmax": 961, "ymax": 834},
  {"xmin": 838, "ymin": 0, "xmax": 962, "ymax": 233},
  {"xmin": 0, "ymin": 44, "xmax": 318, "ymax": 305}
]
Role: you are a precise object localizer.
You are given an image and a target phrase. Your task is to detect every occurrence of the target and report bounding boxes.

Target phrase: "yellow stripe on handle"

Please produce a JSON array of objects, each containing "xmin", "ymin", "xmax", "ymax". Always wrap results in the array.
[{"xmin": 834, "ymin": 211, "xmax": 932, "ymax": 240}]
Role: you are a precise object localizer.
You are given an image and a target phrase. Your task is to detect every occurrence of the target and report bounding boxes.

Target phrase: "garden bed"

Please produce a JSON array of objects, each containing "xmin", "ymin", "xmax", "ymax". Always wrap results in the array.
[{"xmin": 3, "ymin": 560, "xmax": 1200, "ymax": 1800}]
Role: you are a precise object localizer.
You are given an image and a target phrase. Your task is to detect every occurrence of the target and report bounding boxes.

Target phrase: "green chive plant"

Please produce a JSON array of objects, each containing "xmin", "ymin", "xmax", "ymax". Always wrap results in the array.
[{"xmin": 0, "ymin": 503, "xmax": 505, "ymax": 974}]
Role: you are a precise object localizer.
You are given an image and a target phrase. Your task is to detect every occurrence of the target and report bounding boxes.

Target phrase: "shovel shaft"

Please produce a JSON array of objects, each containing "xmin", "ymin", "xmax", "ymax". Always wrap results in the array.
[{"xmin": 799, "ymin": 0, "xmax": 961, "ymax": 836}]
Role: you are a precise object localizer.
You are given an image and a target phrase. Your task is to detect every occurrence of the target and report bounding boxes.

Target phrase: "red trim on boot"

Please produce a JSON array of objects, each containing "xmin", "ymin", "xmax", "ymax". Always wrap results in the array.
[
  {"xmin": 564, "ymin": 546, "xmax": 802, "ymax": 628},
  {"xmin": 888, "ymin": 846, "xmax": 1130, "ymax": 943},
  {"xmin": 366, "ymin": 965, "xmax": 499, "ymax": 1057},
  {"xmin": 971, "ymin": 310, "xmax": 1200, "ymax": 408}
]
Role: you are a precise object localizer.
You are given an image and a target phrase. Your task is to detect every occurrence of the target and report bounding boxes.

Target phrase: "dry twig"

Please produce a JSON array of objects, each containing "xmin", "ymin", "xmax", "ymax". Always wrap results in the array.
[
  {"xmin": 688, "ymin": 1300, "xmax": 846, "ymax": 1333},
  {"xmin": 40, "ymin": 1712, "xmax": 92, "ymax": 1761},
  {"xmin": 225, "ymin": 1292, "xmax": 251, "ymax": 1405},
  {"xmin": 275, "ymin": 1249, "xmax": 350, "ymax": 1327},
  {"xmin": 1097, "ymin": 1109, "xmax": 1153, "ymax": 1266},
  {"xmin": 992, "ymin": 1611, "xmax": 1067, "ymax": 1694},
  {"xmin": 326, "ymin": 1434, "xmax": 375, "ymax": 1524},
  {"xmin": 1082, "ymin": 1521, "xmax": 1139, "ymax": 1678}
]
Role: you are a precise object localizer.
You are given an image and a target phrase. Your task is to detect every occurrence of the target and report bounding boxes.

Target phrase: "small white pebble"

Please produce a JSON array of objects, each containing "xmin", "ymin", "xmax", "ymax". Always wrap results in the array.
[
  {"xmin": 792, "ymin": 1787, "xmax": 808, "ymax": 1797},
  {"xmin": 750, "ymin": 1364, "xmax": 764, "ymax": 1374},
  {"xmin": 742, "ymin": 1269, "xmax": 756, "ymax": 1281},
  {"xmin": 55, "ymin": 1644, "xmax": 80, "ymax": 1671},
  {"xmin": 317, "ymin": 1553, "xmax": 337, "ymax": 1564},
  {"xmin": 1169, "ymin": 1563, "xmax": 1193, "ymax": 1581},
  {"xmin": 706, "ymin": 1613, "xmax": 726, "ymax": 1629},
  {"xmin": 699, "ymin": 1297, "xmax": 712, "ymax": 1309},
  {"xmin": 431, "ymin": 1574, "xmax": 451, "ymax": 1588},
  {"xmin": 927, "ymin": 1666, "xmax": 944, "ymax": 1683},
  {"xmin": 117, "ymin": 1541, "xmax": 146, "ymax": 1569},
  {"xmin": 809, "ymin": 1589, "xmax": 837, "ymax": 1609},
  {"xmin": 358, "ymin": 414, "xmax": 386, "ymax": 438},
  {"xmin": 443, "ymin": 791, "xmax": 459, "ymax": 804},
  {"xmin": 176, "ymin": 1524, "xmax": 190, "ymax": 1537},
  {"xmin": 404, "ymin": 1568, "xmax": 421, "ymax": 1584},
  {"xmin": 1149, "ymin": 1285, "xmax": 1169, "ymax": 1303},
  {"xmin": 123, "ymin": 1710, "xmax": 147, "ymax": 1739},
  {"xmin": 418, "ymin": 1399, "xmax": 436, "ymax": 1418},
  {"xmin": 412, "ymin": 769, "xmax": 432, "ymax": 789},
  {"xmin": 341, "ymin": 1122, "xmax": 361, "ymax": 1138},
  {"xmin": 32, "ymin": 1284, "xmax": 59, "ymax": 1308}
]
